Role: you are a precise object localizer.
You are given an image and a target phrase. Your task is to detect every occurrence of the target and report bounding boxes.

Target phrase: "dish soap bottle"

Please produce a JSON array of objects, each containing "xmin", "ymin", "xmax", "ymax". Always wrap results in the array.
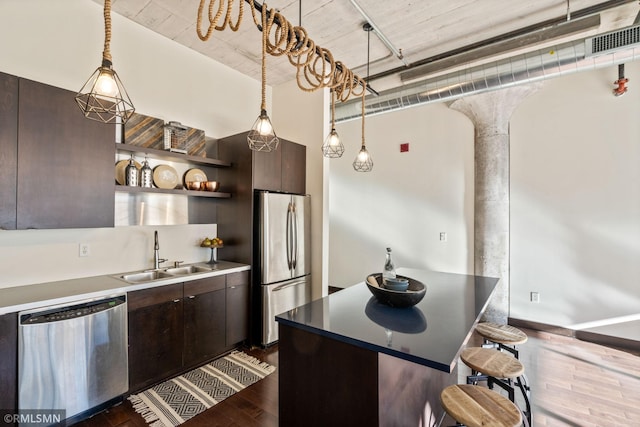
[{"xmin": 383, "ymin": 247, "xmax": 396, "ymax": 282}]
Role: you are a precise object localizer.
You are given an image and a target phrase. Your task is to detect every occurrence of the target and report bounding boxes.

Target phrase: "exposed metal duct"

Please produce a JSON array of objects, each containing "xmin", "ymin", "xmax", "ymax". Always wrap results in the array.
[{"xmin": 335, "ymin": 25, "xmax": 640, "ymax": 123}]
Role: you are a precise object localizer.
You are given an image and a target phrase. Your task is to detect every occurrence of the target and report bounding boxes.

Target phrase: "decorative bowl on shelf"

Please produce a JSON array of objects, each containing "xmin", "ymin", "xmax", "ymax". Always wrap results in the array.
[
  {"xmin": 186, "ymin": 180, "xmax": 203, "ymax": 190},
  {"xmin": 366, "ymin": 273, "xmax": 426, "ymax": 308},
  {"xmin": 203, "ymin": 181, "xmax": 219, "ymax": 192}
]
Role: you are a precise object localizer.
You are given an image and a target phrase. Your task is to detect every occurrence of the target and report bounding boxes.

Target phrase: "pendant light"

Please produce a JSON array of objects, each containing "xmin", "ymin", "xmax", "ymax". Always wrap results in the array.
[
  {"xmin": 322, "ymin": 88, "xmax": 345, "ymax": 158},
  {"xmin": 75, "ymin": 0, "xmax": 134, "ymax": 124},
  {"xmin": 352, "ymin": 23, "xmax": 374, "ymax": 172},
  {"xmin": 352, "ymin": 88, "xmax": 373, "ymax": 172},
  {"xmin": 247, "ymin": 4, "xmax": 279, "ymax": 152}
]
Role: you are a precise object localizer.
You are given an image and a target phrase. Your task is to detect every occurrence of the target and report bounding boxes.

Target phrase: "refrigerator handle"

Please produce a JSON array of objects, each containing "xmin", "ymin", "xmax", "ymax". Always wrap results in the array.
[
  {"xmin": 292, "ymin": 203, "xmax": 298, "ymax": 270},
  {"xmin": 286, "ymin": 203, "xmax": 292, "ymax": 270},
  {"xmin": 272, "ymin": 278, "xmax": 307, "ymax": 292}
]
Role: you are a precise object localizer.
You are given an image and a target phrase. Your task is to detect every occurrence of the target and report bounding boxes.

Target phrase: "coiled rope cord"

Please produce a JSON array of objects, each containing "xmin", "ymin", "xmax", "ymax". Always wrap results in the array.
[{"xmin": 196, "ymin": 0, "xmax": 366, "ymax": 101}]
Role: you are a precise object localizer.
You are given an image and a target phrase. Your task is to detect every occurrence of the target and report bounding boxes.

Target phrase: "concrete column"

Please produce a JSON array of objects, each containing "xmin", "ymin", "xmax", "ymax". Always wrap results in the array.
[{"xmin": 450, "ymin": 84, "xmax": 541, "ymax": 323}]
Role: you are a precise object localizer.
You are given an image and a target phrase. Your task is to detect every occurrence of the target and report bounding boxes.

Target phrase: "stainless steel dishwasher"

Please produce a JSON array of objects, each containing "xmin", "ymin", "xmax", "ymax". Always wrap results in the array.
[{"xmin": 18, "ymin": 294, "xmax": 128, "ymax": 424}]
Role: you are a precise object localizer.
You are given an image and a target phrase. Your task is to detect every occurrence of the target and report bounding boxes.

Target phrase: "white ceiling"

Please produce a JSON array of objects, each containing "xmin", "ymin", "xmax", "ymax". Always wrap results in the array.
[{"xmin": 102, "ymin": 0, "xmax": 639, "ymax": 93}]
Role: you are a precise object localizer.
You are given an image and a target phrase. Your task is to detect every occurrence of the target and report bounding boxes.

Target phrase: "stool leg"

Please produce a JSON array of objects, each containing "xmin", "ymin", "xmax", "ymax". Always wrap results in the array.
[
  {"xmin": 498, "ymin": 342, "xmax": 520, "ymax": 359},
  {"xmin": 515, "ymin": 375, "xmax": 532, "ymax": 427}
]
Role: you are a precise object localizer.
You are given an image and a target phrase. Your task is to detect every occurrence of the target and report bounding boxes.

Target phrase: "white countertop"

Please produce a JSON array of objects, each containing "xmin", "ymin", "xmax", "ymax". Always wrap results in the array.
[{"xmin": 0, "ymin": 260, "xmax": 250, "ymax": 315}]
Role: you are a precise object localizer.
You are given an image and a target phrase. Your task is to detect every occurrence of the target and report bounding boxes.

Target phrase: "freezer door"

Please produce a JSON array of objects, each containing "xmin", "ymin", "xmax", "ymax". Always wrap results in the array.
[
  {"xmin": 262, "ymin": 276, "xmax": 311, "ymax": 346},
  {"xmin": 291, "ymin": 195, "xmax": 311, "ymax": 279}
]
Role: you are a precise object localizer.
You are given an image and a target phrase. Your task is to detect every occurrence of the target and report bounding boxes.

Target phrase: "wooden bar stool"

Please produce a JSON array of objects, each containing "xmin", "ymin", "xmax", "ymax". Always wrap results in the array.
[
  {"xmin": 475, "ymin": 322, "xmax": 528, "ymax": 358},
  {"xmin": 440, "ymin": 384, "xmax": 523, "ymax": 427},
  {"xmin": 461, "ymin": 347, "xmax": 531, "ymax": 426}
]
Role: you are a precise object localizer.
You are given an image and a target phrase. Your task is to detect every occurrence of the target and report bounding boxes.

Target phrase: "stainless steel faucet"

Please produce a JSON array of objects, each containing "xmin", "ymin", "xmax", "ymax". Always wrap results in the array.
[{"xmin": 154, "ymin": 230, "xmax": 168, "ymax": 269}]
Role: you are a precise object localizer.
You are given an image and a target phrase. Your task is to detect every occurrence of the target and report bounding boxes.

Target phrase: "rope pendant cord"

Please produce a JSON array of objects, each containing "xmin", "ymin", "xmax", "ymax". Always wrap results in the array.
[
  {"xmin": 361, "ymin": 86, "xmax": 366, "ymax": 147},
  {"xmin": 330, "ymin": 87, "xmax": 336, "ymax": 129},
  {"xmin": 102, "ymin": 0, "xmax": 112, "ymax": 63},
  {"xmin": 260, "ymin": 1, "xmax": 268, "ymax": 112}
]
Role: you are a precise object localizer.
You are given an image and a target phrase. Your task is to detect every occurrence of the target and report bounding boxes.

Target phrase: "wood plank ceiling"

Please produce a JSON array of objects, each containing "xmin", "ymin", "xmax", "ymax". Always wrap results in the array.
[{"xmin": 101, "ymin": 0, "xmax": 638, "ymax": 92}]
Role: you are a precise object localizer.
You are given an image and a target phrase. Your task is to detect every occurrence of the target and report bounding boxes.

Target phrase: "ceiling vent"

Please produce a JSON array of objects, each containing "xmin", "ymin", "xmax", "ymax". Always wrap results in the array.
[{"xmin": 586, "ymin": 24, "xmax": 640, "ymax": 56}]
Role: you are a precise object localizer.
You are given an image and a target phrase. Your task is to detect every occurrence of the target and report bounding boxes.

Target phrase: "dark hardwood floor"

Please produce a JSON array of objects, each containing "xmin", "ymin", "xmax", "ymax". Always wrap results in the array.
[{"xmin": 78, "ymin": 329, "xmax": 639, "ymax": 427}]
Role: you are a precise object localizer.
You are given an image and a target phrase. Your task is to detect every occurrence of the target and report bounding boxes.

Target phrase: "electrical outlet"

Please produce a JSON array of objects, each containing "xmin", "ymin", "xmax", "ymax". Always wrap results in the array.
[
  {"xmin": 439, "ymin": 232, "xmax": 447, "ymax": 242},
  {"xmin": 79, "ymin": 243, "xmax": 90, "ymax": 257},
  {"xmin": 530, "ymin": 292, "xmax": 540, "ymax": 303}
]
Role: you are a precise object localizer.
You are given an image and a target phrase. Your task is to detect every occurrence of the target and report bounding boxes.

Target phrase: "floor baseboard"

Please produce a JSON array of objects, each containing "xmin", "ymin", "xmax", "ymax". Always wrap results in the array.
[{"xmin": 509, "ymin": 317, "xmax": 640, "ymax": 354}]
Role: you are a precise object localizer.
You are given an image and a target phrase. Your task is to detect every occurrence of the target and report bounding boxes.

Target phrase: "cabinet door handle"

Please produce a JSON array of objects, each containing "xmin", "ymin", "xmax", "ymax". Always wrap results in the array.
[
  {"xmin": 173, "ymin": 299, "xmax": 181, "ymax": 303},
  {"xmin": 229, "ymin": 286, "xmax": 236, "ymax": 289},
  {"xmin": 188, "ymin": 295, "xmax": 196, "ymax": 299}
]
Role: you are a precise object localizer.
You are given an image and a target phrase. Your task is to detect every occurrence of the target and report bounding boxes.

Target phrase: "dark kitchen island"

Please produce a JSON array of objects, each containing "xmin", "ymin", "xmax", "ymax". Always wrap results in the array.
[{"xmin": 276, "ymin": 268, "xmax": 498, "ymax": 427}]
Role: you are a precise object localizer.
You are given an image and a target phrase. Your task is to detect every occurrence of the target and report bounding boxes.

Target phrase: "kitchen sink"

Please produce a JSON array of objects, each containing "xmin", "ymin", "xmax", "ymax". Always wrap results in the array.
[
  {"xmin": 117, "ymin": 264, "xmax": 214, "ymax": 283},
  {"xmin": 165, "ymin": 265, "xmax": 212, "ymax": 275},
  {"xmin": 119, "ymin": 270, "xmax": 174, "ymax": 283}
]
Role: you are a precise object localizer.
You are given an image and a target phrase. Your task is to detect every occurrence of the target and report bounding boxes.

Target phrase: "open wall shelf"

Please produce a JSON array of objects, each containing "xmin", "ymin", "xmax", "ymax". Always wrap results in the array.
[{"xmin": 116, "ymin": 143, "xmax": 231, "ymax": 168}]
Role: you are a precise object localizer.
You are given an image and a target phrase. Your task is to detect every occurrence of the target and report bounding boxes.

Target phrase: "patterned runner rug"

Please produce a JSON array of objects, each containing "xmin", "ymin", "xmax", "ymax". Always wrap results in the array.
[{"xmin": 129, "ymin": 351, "xmax": 276, "ymax": 427}]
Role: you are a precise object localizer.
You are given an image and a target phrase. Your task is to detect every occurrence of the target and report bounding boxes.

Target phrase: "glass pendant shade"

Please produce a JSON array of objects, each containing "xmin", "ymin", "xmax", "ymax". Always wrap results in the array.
[
  {"xmin": 353, "ymin": 145, "xmax": 373, "ymax": 172},
  {"xmin": 322, "ymin": 128, "xmax": 345, "ymax": 158},
  {"xmin": 75, "ymin": 60, "xmax": 135, "ymax": 124},
  {"xmin": 247, "ymin": 109, "xmax": 279, "ymax": 152}
]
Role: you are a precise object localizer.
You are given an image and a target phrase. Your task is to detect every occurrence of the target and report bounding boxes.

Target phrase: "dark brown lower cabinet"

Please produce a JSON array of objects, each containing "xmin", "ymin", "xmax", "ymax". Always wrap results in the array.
[
  {"xmin": 0, "ymin": 313, "xmax": 18, "ymax": 416},
  {"xmin": 128, "ymin": 273, "xmax": 245, "ymax": 392},
  {"xmin": 127, "ymin": 284, "xmax": 184, "ymax": 393},
  {"xmin": 183, "ymin": 277, "xmax": 226, "ymax": 368},
  {"xmin": 226, "ymin": 271, "xmax": 250, "ymax": 346}
]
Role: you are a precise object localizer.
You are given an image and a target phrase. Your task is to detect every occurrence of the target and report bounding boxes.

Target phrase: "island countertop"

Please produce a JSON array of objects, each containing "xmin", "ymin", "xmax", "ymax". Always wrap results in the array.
[{"xmin": 276, "ymin": 267, "xmax": 498, "ymax": 373}]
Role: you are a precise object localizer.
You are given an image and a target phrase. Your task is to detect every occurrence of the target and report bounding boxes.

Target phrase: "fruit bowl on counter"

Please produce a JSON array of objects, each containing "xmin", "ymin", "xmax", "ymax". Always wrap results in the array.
[
  {"xmin": 366, "ymin": 273, "xmax": 426, "ymax": 308},
  {"xmin": 201, "ymin": 237, "xmax": 223, "ymax": 264}
]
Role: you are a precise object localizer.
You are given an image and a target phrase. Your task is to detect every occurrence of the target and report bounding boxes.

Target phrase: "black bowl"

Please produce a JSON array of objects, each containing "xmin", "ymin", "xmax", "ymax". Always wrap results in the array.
[{"xmin": 365, "ymin": 273, "xmax": 426, "ymax": 308}]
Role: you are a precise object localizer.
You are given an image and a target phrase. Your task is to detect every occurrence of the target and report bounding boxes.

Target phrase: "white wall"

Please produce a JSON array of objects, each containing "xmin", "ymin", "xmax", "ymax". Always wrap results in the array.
[
  {"xmin": 272, "ymin": 81, "xmax": 327, "ymax": 299},
  {"xmin": 330, "ymin": 103, "xmax": 475, "ymax": 288},
  {"xmin": 329, "ymin": 61, "xmax": 640, "ymax": 335},
  {"xmin": 0, "ymin": 0, "xmax": 267, "ymax": 288},
  {"xmin": 510, "ymin": 62, "xmax": 640, "ymax": 328}
]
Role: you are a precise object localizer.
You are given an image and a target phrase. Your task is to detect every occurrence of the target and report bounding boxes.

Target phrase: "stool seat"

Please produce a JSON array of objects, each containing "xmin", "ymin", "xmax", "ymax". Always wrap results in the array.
[
  {"xmin": 440, "ymin": 384, "xmax": 522, "ymax": 427},
  {"xmin": 476, "ymin": 322, "xmax": 528, "ymax": 345},
  {"xmin": 461, "ymin": 347, "xmax": 525, "ymax": 378}
]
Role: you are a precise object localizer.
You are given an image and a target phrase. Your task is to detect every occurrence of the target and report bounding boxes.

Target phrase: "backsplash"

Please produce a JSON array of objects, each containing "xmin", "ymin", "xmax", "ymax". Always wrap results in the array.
[{"xmin": 0, "ymin": 224, "xmax": 218, "ymax": 289}]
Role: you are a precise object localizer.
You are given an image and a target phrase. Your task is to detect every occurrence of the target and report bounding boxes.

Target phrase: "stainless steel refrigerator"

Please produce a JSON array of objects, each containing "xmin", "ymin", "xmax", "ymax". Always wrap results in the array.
[{"xmin": 258, "ymin": 191, "xmax": 311, "ymax": 346}]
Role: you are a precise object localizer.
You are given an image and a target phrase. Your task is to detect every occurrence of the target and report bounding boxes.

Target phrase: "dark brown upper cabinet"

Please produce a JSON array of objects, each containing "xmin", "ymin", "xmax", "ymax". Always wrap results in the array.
[
  {"xmin": 252, "ymin": 139, "xmax": 306, "ymax": 195},
  {"xmin": 0, "ymin": 72, "xmax": 18, "ymax": 230},
  {"xmin": 16, "ymin": 77, "xmax": 115, "ymax": 229},
  {"xmin": 280, "ymin": 140, "xmax": 306, "ymax": 195}
]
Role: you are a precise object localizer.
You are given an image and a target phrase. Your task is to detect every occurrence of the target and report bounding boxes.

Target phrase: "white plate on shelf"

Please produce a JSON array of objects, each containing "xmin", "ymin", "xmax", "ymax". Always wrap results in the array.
[
  {"xmin": 115, "ymin": 159, "xmax": 141, "ymax": 185},
  {"xmin": 184, "ymin": 168, "xmax": 207, "ymax": 185},
  {"xmin": 153, "ymin": 165, "xmax": 179, "ymax": 189}
]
